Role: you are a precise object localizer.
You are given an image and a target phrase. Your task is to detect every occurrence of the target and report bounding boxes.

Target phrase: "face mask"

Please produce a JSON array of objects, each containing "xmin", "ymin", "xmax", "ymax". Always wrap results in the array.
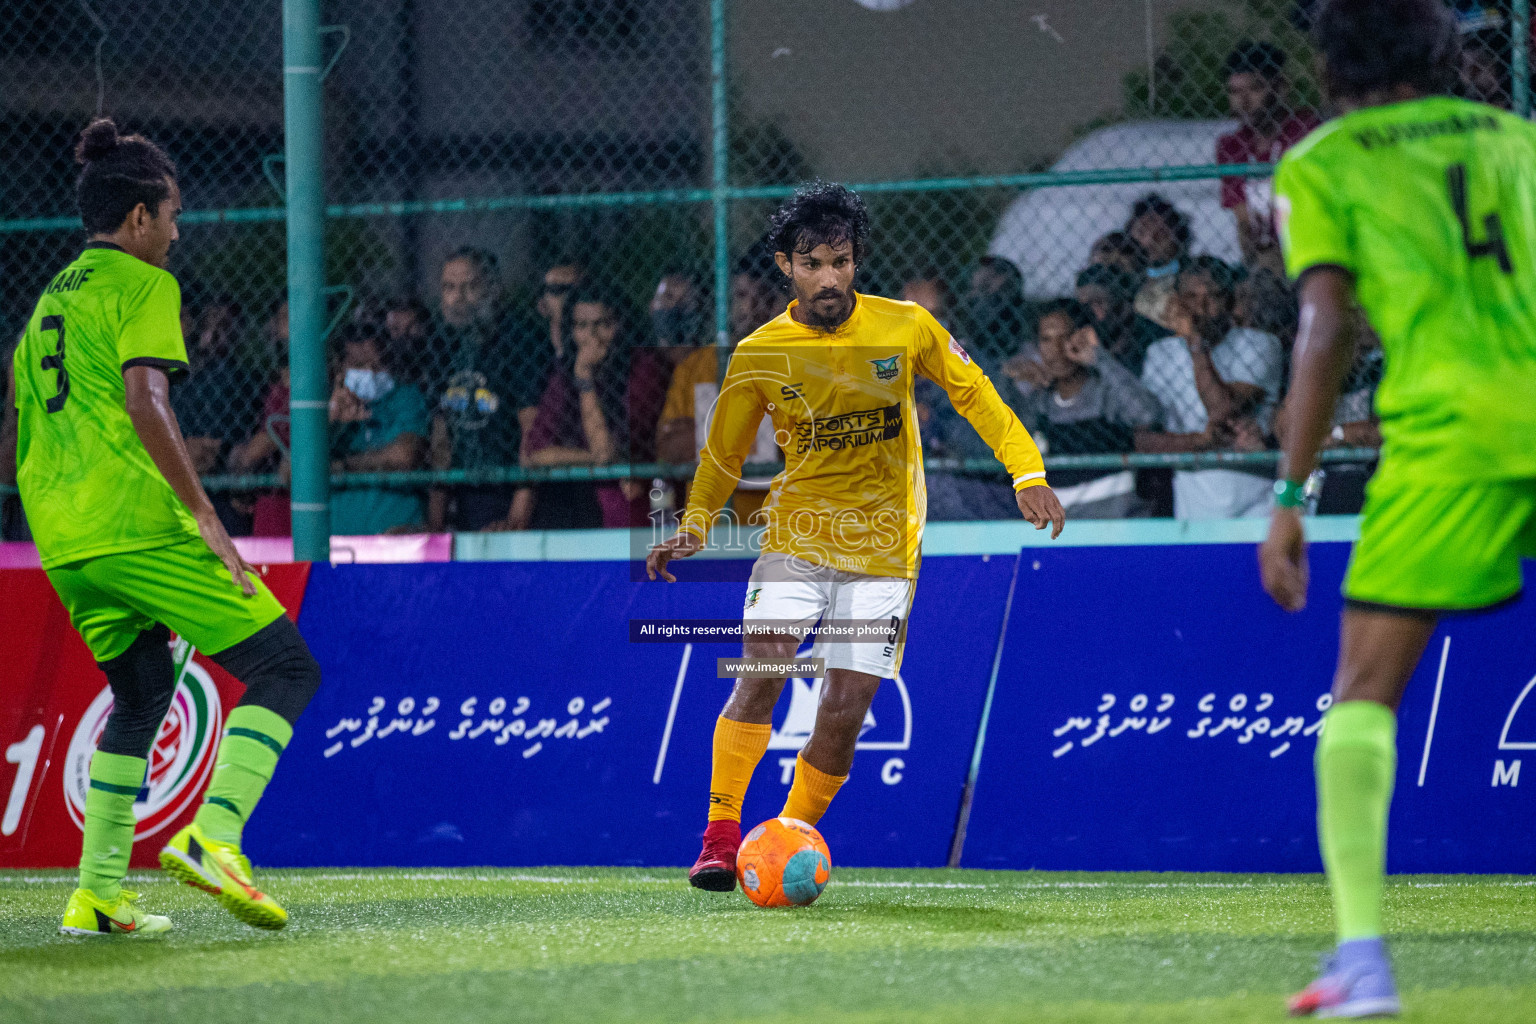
[
  {"xmin": 344, "ymin": 367, "xmax": 395, "ymax": 403},
  {"xmin": 651, "ymin": 308, "xmax": 704, "ymax": 347}
]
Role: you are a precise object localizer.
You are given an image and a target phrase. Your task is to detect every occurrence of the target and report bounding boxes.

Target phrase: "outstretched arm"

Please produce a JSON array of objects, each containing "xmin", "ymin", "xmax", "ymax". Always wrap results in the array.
[
  {"xmin": 1260, "ymin": 268, "xmax": 1357, "ymax": 612},
  {"xmin": 648, "ymin": 353, "xmax": 766, "ymax": 581},
  {"xmin": 125, "ymin": 365, "xmax": 255, "ymax": 594},
  {"xmin": 917, "ymin": 325, "xmax": 1064, "ymax": 538}
]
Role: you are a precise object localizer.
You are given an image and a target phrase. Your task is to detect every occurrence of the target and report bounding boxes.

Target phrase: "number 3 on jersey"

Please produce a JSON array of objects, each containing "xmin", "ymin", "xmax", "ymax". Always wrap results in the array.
[
  {"xmin": 39, "ymin": 314, "xmax": 69, "ymax": 413},
  {"xmin": 1446, "ymin": 162, "xmax": 1513, "ymax": 274}
]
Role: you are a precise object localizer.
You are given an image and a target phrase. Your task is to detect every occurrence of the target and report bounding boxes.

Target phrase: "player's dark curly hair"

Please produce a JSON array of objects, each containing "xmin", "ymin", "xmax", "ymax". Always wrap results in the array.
[
  {"xmin": 74, "ymin": 118, "xmax": 177, "ymax": 235},
  {"xmin": 1313, "ymin": 0, "xmax": 1460, "ymax": 101},
  {"xmin": 767, "ymin": 181, "xmax": 871, "ymax": 267}
]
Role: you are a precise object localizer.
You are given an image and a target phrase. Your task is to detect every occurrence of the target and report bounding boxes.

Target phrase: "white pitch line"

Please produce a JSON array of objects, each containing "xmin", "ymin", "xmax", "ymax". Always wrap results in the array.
[
  {"xmin": 836, "ymin": 881, "xmax": 991, "ymax": 889},
  {"xmin": 653, "ymin": 643, "xmax": 692, "ymax": 784},
  {"xmin": 1417, "ymin": 635, "xmax": 1452, "ymax": 787},
  {"xmin": 7, "ymin": 872, "xmax": 1534, "ymax": 889}
]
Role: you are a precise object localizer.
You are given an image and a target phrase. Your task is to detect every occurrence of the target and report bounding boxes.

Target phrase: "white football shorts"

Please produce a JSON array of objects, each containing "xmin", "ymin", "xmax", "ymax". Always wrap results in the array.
[{"xmin": 741, "ymin": 551, "xmax": 915, "ymax": 678}]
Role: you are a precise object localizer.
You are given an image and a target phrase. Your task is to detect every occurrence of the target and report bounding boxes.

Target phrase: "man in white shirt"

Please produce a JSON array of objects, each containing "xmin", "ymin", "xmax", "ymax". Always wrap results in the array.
[{"xmin": 1138, "ymin": 256, "xmax": 1284, "ymax": 518}]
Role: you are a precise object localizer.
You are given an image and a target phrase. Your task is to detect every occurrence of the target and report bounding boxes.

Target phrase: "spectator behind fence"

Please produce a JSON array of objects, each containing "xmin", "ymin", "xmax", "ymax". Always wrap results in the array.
[
  {"xmin": 1076, "ymin": 264, "xmax": 1179, "ymax": 514},
  {"xmin": 1217, "ymin": 41, "xmax": 1321, "ymax": 272},
  {"xmin": 1138, "ymin": 255, "xmax": 1284, "ymax": 519},
  {"xmin": 1234, "ymin": 266, "xmax": 1299, "ymax": 352},
  {"xmin": 172, "ymin": 293, "xmax": 256, "ymax": 535},
  {"xmin": 954, "ymin": 255, "xmax": 1031, "ymax": 362},
  {"xmin": 1088, "ymin": 230, "xmax": 1148, "ymax": 278},
  {"xmin": 383, "ymin": 296, "xmax": 430, "ymax": 349},
  {"xmin": 1274, "ymin": 313, "xmax": 1383, "ymax": 515},
  {"xmin": 1074, "ymin": 263, "xmax": 1165, "ymax": 377},
  {"xmin": 328, "ymin": 324, "xmax": 428, "ymax": 535},
  {"xmin": 655, "ymin": 246, "xmax": 784, "ymax": 525},
  {"xmin": 906, "ymin": 270, "xmax": 1021, "ymax": 521},
  {"xmin": 1459, "ymin": 27, "xmax": 1511, "ymax": 109},
  {"xmin": 900, "ymin": 268, "xmax": 955, "ymax": 329},
  {"xmin": 1010, "ymin": 300, "xmax": 1163, "ymax": 519},
  {"xmin": 631, "ymin": 270, "xmax": 707, "ymax": 466},
  {"xmin": 1126, "ymin": 193, "xmax": 1193, "ymax": 331},
  {"xmin": 519, "ymin": 287, "xmax": 634, "ymax": 530},
  {"xmin": 424, "ymin": 248, "xmax": 547, "ymax": 532},
  {"xmin": 227, "ymin": 299, "xmax": 291, "ymax": 537},
  {"xmin": 537, "ymin": 258, "xmax": 584, "ymax": 361}
]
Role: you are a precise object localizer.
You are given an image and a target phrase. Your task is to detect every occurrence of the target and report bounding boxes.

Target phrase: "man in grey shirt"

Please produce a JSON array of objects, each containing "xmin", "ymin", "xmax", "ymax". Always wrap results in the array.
[
  {"xmin": 1011, "ymin": 300, "xmax": 1164, "ymax": 518},
  {"xmin": 1138, "ymin": 257, "xmax": 1285, "ymax": 519}
]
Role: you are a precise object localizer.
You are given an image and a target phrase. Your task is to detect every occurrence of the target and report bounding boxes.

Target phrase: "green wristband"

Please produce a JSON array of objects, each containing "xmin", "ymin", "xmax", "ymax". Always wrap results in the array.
[{"xmin": 1273, "ymin": 478, "xmax": 1308, "ymax": 509}]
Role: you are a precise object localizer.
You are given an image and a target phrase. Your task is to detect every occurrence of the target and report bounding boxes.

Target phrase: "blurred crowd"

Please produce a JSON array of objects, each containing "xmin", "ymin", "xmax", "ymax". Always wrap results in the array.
[{"xmin": 2, "ymin": 40, "xmax": 1393, "ymax": 541}]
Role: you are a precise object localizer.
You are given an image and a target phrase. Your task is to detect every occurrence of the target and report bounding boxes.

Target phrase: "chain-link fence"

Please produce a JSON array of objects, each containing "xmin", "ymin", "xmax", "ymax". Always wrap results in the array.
[{"xmin": 3, "ymin": 0, "xmax": 1529, "ymax": 540}]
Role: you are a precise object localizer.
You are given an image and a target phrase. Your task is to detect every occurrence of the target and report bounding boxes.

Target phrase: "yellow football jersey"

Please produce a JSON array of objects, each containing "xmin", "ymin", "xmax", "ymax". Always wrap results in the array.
[{"xmin": 679, "ymin": 293, "xmax": 1045, "ymax": 578}]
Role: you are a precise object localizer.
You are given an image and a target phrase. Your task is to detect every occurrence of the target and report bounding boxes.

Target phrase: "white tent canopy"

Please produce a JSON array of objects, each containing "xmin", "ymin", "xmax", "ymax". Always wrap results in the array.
[{"xmin": 989, "ymin": 119, "xmax": 1245, "ymax": 299}]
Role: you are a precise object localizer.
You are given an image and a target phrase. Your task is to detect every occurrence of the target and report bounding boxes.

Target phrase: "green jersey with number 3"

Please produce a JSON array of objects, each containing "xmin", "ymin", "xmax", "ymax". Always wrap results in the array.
[
  {"xmin": 13, "ymin": 242, "xmax": 198, "ymax": 569},
  {"xmin": 1276, "ymin": 95, "xmax": 1536, "ymax": 484}
]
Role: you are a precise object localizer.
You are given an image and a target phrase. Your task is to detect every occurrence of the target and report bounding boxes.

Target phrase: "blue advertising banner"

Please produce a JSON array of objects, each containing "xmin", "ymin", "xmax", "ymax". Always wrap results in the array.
[
  {"xmin": 962, "ymin": 542, "xmax": 1536, "ymax": 874},
  {"xmin": 247, "ymin": 554, "xmax": 1014, "ymax": 868}
]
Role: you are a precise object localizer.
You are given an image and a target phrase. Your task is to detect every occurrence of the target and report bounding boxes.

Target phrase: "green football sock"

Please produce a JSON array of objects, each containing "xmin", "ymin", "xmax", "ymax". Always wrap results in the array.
[
  {"xmin": 194, "ymin": 705, "xmax": 293, "ymax": 846},
  {"xmin": 79, "ymin": 751, "xmax": 147, "ymax": 901},
  {"xmin": 1316, "ymin": 700, "xmax": 1397, "ymax": 942}
]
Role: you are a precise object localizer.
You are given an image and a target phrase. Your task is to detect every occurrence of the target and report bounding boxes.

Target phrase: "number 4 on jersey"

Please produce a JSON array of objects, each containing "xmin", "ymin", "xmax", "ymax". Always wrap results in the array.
[
  {"xmin": 1447, "ymin": 162, "xmax": 1513, "ymax": 274},
  {"xmin": 39, "ymin": 314, "xmax": 69, "ymax": 413}
]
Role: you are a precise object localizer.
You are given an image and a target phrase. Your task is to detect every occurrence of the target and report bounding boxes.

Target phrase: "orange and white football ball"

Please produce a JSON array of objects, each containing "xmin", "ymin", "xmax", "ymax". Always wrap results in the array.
[{"xmin": 736, "ymin": 817, "xmax": 832, "ymax": 907}]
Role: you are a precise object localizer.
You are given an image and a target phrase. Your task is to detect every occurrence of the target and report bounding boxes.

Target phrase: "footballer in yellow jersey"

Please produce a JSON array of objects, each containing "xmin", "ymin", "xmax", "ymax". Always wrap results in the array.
[{"xmin": 644, "ymin": 183, "xmax": 1065, "ymax": 891}]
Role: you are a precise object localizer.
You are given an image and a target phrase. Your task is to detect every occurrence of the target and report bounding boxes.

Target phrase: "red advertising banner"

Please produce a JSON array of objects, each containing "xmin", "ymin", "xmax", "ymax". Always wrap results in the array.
[{"xmin": 0, "ymin": 563, "xmax": 311, "ymax": 869}]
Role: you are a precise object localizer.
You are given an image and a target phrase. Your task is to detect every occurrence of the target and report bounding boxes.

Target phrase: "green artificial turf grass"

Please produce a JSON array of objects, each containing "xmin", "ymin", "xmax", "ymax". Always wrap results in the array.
[{"xmin": 1, "ymin": 868, "xmax": 1531, "ymax": 1023}]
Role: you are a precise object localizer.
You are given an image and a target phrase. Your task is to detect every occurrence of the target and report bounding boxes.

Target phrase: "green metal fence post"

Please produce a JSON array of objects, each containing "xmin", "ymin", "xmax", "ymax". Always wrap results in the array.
[
  {"xmin": 283, "ymin": 0, "xmax": 330, "ymax": 560},
  {"xmin": 1515, "ymin": 0, "xmax": 1531, "ymax": 118},
  {"xmin": 711, "ymin": 0, "xmax": 730, "ymax": 362}
]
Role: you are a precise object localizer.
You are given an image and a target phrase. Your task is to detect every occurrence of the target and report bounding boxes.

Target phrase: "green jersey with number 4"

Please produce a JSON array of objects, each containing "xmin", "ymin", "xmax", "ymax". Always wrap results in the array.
[
  {"xmin": 1276, "ymin": 95, "xmax": 1536, "ymax": 484},
  {"xmin": 13, "ymin": 242, "xmax": 198, "ymax": 569}
]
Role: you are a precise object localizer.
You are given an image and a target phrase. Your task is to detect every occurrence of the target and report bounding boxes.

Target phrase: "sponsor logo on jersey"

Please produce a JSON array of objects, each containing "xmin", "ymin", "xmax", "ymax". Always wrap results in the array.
[
  {"xmin": 868, "ymin": 354, "xmax": 901, "ymax": 381},
  {"xmin": 948, "ymin": 336, "xmax": 971, "ymax": 365},
  {"xmin": 63, "ymin": 640, "xmax": 222, "ymax": 842},
  {"xmin": 793, "ymin": 404, "xmax": 902, "ymax": 455}
]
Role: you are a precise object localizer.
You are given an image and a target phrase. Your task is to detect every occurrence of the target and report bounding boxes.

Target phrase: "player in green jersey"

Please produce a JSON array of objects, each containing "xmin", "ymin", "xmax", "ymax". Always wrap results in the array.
[
  {"xmin": 9, "ymin": 119, "xmax": 323, "ymax": 936},
  {"xmin": 1261, "ymin": 0, "xmax": 1536, "ymax": 1015}
]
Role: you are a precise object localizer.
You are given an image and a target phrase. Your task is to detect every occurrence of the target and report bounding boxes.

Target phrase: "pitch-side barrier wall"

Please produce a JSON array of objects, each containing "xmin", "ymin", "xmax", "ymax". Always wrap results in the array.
[{"xmin": 2, "ymin": 521, "xmax": 1533, "ymax": 872}]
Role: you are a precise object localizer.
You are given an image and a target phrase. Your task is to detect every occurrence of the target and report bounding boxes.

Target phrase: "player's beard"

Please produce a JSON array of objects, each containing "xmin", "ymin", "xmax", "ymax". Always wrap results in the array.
[{"xmin": 800, "ymin": 288, "xmax": 854, "ymax": 332}]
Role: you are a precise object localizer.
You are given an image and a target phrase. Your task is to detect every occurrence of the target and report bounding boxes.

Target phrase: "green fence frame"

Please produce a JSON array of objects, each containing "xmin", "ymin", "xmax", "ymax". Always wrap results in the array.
[{"xmin": 7, "ymin": 2, "xmax": 1531, "ymax": 516}]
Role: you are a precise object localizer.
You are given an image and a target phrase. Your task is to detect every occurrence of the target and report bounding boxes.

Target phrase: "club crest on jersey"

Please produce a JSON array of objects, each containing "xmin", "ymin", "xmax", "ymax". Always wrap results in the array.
[
  {"xmin": 745, "ymin": 587, "xmax": 762, "ymax": 609},
  {"xmin": 868, "ymin": 355, "xmax": 901, "ymax": 381},
  {"xmin": 948, "ymin": 336, "xmax": 971, "ymax": 365}
]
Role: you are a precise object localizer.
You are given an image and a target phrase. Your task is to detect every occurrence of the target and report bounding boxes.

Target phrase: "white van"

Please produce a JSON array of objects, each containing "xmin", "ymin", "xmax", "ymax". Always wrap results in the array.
[{"xmin": 988, "ymin": 120, "xmax": 1246, "ymax": 299}]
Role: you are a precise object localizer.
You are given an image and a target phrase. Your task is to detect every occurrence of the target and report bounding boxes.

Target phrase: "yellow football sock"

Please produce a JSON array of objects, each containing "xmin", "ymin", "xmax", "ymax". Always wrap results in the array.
[
  {"xmin": 780, "ymin": 753, "xmax": 847, "ymax": 827},
  {"xmin": 708, "ymin": 717, "xmax": 772, "ymax": 822}
]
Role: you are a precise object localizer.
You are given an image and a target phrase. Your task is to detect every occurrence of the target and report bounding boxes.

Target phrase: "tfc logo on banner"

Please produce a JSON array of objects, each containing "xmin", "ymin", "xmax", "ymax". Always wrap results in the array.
[
  {"xmin": 0, "ymin": 564, "xmax": 311, "ymax": 869},
  {"xmin": 766, "ymin": 667, "xmax": 912, "ymax": 787}
]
